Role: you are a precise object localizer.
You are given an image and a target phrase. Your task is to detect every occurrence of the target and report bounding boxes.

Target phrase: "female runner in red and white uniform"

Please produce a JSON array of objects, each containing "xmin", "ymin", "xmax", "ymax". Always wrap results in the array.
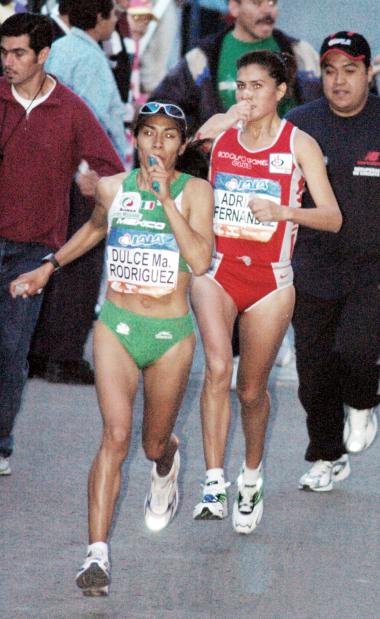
[{"xmin": 191, "ymin": 50, "xmax": 342, "ymax": 533}]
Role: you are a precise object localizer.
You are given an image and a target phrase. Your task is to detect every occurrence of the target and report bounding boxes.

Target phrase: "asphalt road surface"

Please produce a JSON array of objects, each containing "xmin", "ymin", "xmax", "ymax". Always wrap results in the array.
[{"xmin": 1, "ymin": 337, "xmax": 379, "ymax": 619}]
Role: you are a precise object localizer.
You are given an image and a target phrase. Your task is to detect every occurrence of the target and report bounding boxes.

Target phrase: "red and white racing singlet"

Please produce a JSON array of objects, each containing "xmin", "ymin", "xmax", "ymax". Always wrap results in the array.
[{"xmin": 210, "ymin": 120, "xmax": 305, "ymax": 269}]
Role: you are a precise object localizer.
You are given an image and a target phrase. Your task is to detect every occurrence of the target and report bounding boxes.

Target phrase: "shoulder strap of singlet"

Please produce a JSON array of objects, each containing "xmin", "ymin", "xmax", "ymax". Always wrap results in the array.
[
  {"xmin": 121, "ymin": 169, "xmax": 139, "ymax": 192},
  {"xmin": 170, "ymin": 172, "xmax": 193, "ymax": 198}
]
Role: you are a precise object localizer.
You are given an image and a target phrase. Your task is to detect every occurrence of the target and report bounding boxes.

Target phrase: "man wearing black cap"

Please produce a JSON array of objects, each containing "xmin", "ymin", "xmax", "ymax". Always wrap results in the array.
[{"xmin": 286, "ymin": 31, "xmax": 380, "ymax": 492}]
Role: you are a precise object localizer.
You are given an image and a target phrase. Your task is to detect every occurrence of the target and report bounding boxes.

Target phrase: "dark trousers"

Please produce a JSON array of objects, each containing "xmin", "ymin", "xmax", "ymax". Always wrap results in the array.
[
  {"xmin": 0, "ymin": 238, "xmax": 49, "ymax": 457},
  {"xmin": 293, "ymin": 283, "xmax": 380, "ymax": 462},
  {"xmin": 29, "ymin": 184, "xmax": 104, "ymax": 363}
]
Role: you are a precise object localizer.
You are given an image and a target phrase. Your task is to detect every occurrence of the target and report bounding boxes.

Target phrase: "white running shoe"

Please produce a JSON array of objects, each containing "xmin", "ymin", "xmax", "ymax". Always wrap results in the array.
[
  {"xmin": 343, "ymin": 406, "xmax": 378, "ymax": 453},
  {"xmin": 193, "ymin": 479, "xmax": 230, "ymax": 520},
  {"xmin": 232, "ymin": 472, "xmax": 264, "ymax": 534},
  {"xmin": 0, "ymin": 456, "xmax": 11, "ymax": 476},
  {"xmin": 274, "ymin": 334, "xmax": 294, "ymax": 367},
  {"xmin": 298, "ymin": 455, "xmax": 351, "ymax": 492},
  {"xmin": 144, "ymin": 450, "xmax": 180, "ymax": 531},
  {"xmin": 76, "ymin": 551, "xmax": 111, "ymax": 596}
]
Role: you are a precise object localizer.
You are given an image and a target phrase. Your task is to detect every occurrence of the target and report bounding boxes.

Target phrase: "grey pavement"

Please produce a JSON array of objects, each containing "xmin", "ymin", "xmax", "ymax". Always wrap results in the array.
[{"xmin": 1, "ymin": 335, "xmax": 379, "ymax": 619}]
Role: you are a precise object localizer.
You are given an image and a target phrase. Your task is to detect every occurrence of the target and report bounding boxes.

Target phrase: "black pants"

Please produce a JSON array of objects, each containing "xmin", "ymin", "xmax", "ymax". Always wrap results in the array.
[
  {"xmin": 29, "ymin": 183, "xmax": 104, "ymax": 363},
  {"xmin": 293, "ymin": 283, "xmax": 380, "ymax": 462}
]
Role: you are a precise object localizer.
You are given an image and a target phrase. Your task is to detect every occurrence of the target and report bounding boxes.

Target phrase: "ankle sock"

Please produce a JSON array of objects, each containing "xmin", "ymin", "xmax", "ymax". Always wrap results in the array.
[
  {"xmin": 88, "ymin": 541, "xmax": 108, "ymax": 559},
  {"xmin": 205, "ymin": 467, "xmax": 225, "ymax": 486},
  {"xmin": 242, "ymin": 462, "xmax": 262, "ymax": 485}
]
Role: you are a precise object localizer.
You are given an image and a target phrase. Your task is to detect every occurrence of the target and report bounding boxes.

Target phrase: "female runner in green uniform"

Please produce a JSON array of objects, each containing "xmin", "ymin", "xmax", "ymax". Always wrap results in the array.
[{"xmin": 10, "ymin": 102, "xmax": 214, "ymax": 596}]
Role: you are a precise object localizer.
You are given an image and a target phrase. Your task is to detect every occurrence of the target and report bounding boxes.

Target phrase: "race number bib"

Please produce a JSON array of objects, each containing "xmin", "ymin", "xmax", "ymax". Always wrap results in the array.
[
  {"xmin": 214, "ymin": 172, "xmax": 281, "ymax": 242},
  {"xmin": 107, "ymin": 224, "xmax": 180, "ymax": 297}
]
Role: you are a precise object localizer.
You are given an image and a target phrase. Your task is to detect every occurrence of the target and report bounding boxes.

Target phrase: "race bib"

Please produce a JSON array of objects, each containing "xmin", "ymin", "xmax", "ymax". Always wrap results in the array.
[
  {"xmin": 214, "ymin": 172, "xmax": 281, "ymax": 242},
  {"xmin": 106, "ymin": 224, "xmax": 179, "ymax": 297}
]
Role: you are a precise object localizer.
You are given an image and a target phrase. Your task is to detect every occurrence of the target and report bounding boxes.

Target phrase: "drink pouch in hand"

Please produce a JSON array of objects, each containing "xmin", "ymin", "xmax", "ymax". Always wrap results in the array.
[{"xmin": 149, "ymin": 156, "xmax": 160, "ymax": 192}]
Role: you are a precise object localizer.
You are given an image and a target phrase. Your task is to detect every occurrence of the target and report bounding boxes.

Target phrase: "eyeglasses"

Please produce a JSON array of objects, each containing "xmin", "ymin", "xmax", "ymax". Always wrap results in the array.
[
  {"xmin": 251, "ymin": 0, "xmax": 277, "ymax": 6},
  {"xmin": 139, "ymin": 102, "xmax": 186, "ymax": 121}
]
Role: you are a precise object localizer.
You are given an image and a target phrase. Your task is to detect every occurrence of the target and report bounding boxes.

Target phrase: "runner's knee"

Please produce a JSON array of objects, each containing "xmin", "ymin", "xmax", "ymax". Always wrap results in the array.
[
  {"xmin": 237, "ymin": 385, "xmax": 269, "ymax": 412},
  {"xmin": 102, "ymin": 424, "xmax": 130, "ymax": 457}
]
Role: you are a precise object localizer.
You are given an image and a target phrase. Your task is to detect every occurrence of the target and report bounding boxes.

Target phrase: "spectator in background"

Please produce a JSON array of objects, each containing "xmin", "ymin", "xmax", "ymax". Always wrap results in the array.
[
  {"xmin": 0, "ymin": 1, "xmax": 26, "ymax": 24},
  {"xmin": 0, "ymin": 13, "xmax": 123, "ymax": 476},
  {"xmin": 152, "ymin": 0, "xmax": 321, "ymax": 134},
  {"xmin": 29, "ymin": 0, "xmax": 129, "ymax": 385},
  {"xmin": 181, "ymin": 0, "xmax": 229, "ymax": 54},
  {"xmin": 46, "ymin": 0, "xmax": 128, "ymax": 159},
  {"xmin": 287, "ymin": 32, "xmax": 380, "ymax": 492},
  {"xmin": 27, "ymin": 0, "xmax": 107, "ymax": 385},
  {"xmin": 49, "ymin": 0, "xmax": 71, "ymax": 39},
  {"xmin": 140, "ymin": 0, "xmax": 181, "ymax": 94}
]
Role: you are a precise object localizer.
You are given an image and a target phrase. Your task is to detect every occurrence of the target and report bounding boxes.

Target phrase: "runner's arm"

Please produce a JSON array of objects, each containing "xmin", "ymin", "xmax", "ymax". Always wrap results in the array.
[
  {"xmin": 9, "ymin": 177, "xmax": 113, "ymax": 298},
  {"xmin": 250, "ymin": 130, "xmax": 342, "ymax": 233},
  {"xmin": 291, "ymin": 130, "xmax": 342, "ymax": 232},
  {"xmin": 196, "ymin": 101, "xmax": 252, "ymax": 140},
  {"xmin": 162, "ymin": 178, "xmax": 214, "ymax": 275}
]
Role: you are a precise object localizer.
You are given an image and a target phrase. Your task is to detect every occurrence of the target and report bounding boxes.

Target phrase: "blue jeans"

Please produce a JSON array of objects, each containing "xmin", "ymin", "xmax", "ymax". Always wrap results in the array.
[{"xmin": 0, "ymin": 238, "xmax": 50, "ymax": 457}]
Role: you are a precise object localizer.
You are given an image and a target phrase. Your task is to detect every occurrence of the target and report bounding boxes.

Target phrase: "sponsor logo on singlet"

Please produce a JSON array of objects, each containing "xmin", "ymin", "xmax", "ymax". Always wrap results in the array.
[
  {"xmin": 269, "ymin": 153, "xmax": 293, "ymax": 175},
  {"xmin": 217, "ymin": 151, "xmax": 268, "ymax": 170}
]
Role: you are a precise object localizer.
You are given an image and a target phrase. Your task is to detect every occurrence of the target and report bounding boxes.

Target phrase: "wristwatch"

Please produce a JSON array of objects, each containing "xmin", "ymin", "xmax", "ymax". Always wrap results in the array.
[{"xmin": 41, "ymin": 253, "xmax": 61, "ymax": 271}]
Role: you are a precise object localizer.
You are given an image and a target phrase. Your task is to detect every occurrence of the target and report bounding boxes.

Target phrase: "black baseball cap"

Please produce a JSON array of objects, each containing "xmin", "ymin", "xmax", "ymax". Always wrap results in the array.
[{"xmin": 320, "ymin": 31, "xmax": 371, "ymax": 67}]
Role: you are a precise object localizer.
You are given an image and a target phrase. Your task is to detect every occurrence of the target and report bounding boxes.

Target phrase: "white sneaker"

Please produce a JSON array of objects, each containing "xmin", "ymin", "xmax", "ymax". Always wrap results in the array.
[
  {"xmin": 232, "ymin": 472, "xmax": 264, "ymax": 534},
  {"xmin": 230, "ymin": 356, "xmax": 239, "ymax": 390},
  {"xmin": 193, "ymin": 479, "xmax": 230, "ymax": 520},
  {"xmin": 344, "ymin": 406, "xmax": 378, "ymax": 453},
  {"xmin": 275, "ymin": 334, "xmax": 293, "ymax": 367},
  {"xmin": 0, "ymin": 456, "xmax": 11, "ymax": 476},
  {"xmin": 144, "ymin": 450, "xmax": 180, "ymax": 531},
  {"xmin": 76, "ymin": 551, "xmax": 111, "ymax": 596},
  {"xmin": 298, "ymin": 455, "xmax": 351, "ymax": 492}
]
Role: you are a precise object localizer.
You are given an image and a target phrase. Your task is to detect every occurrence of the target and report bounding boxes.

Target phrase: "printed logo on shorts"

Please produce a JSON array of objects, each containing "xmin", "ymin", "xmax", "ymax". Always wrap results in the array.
[
  {"xmin": 155, "ymin": 331, "xmax": 173, "ymax": 340},
  {"xmin": 116, "ymin": 322, "xmax": 130, "ymax": 335},
  {"xmin": 269, "ymin": 153, "xmax": 293, "ymax": 175}
]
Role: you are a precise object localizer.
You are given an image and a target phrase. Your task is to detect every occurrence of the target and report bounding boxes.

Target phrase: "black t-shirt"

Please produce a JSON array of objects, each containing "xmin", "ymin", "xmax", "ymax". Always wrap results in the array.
[{"xmin": 287, "ymin": 95, "xmax": 380, "ymax": 298}]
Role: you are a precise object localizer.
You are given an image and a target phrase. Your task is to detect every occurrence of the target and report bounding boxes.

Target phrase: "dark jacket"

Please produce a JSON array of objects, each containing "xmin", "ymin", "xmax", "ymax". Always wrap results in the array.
[{"xmin": 151, "ymin": 27, "xmax": 321, "ymax": 134}]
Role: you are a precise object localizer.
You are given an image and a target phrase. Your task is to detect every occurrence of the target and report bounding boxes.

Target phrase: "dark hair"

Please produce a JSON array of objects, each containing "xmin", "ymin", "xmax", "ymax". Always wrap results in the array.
[
  {"xmin": 237, "ymin": 50, "xmax": 297, "ymax": 98},
  {"xmin": 68, "ymin": 0, "xmax": 114, "ymax": 30},
  {"xmin": 133, "ymin": 104, "xmax": 211, "ymax": 178},
  {"xmin": 58, "ymin": 0, "xmax": 75, "ymax": 15},
  {"xmin": 133, "ymin": 100, "xmax": 188, "ymax": 144},
  {"xmin": 0, "ymin": 13, "xmax": 53, "ymax": 54}
]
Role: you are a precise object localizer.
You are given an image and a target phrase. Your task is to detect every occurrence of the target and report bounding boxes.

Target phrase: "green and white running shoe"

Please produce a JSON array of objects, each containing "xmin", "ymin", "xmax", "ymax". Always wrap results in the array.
[
  {"xmin": 193, "ymin": 479, "xmax": 230, "ymax": 520},
  {"xmin": 232, "ymin": 472, "xmax": 263, "ymax": 534}
]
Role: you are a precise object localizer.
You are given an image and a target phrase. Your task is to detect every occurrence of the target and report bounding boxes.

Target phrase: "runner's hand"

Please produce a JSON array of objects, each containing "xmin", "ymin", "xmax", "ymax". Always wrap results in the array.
[
  {"xmin": 9, "ymin": 264, "xmax": 53, "ymax": 299},
  {"xmin": 248, "ymin": 195, "xmax": 287, "ymax": 222},
  {"xmin": 148, "ymin": 154, "xmax": 171, "ymax": 202},
  {"xmin": 225, "ymin": 101, "xmax": 252, "ymax": 127}
]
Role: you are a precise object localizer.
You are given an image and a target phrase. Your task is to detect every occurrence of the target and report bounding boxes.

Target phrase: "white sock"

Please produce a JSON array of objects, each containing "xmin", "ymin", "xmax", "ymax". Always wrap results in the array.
[
  {"xmin": 242, "ymin": 462, "xmax": 262, "ymax": 485},
  {"xmin": 205, "ymin": 468, "xmax": 225, "ymax": 486},
  {"xmin": 88, "ymin": 542, "xmax": 108, "ymax": 559}
]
